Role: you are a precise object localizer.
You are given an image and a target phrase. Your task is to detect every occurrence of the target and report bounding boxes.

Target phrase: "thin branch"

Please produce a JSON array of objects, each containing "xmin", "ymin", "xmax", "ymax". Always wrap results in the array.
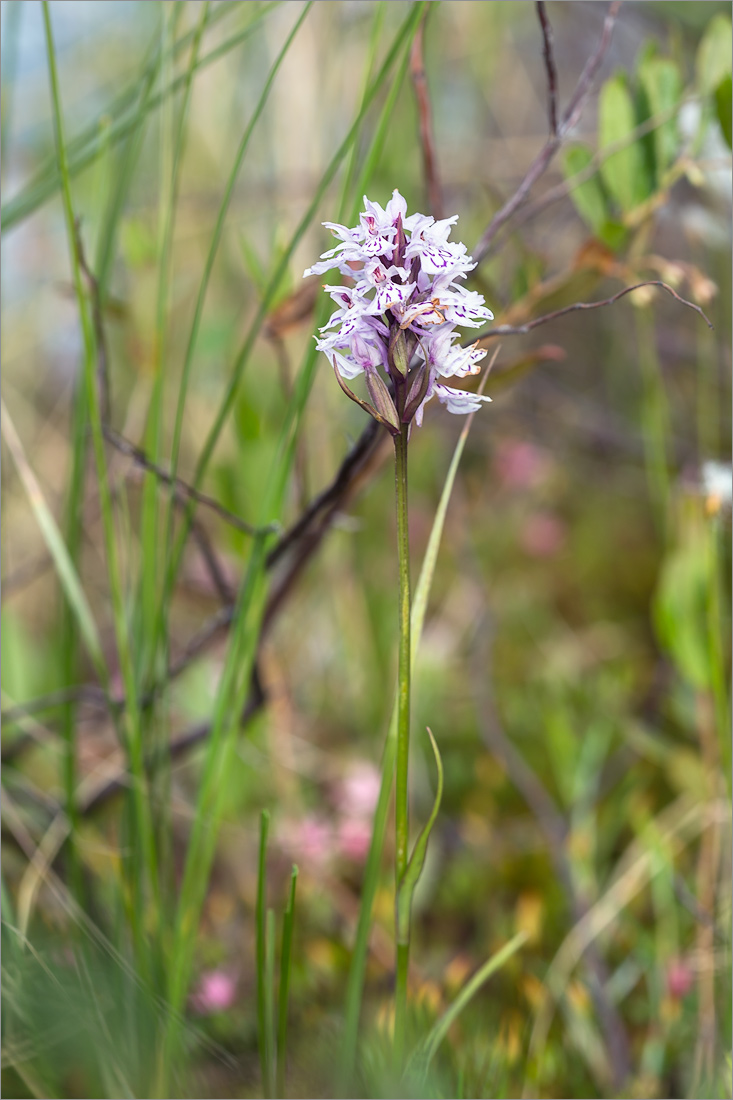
[
  {"xmin": 3, "ymin": 685, "xmax": 108, "ymax": 732},
  {"xmin": 80, "ymin": 684, "xmax": 265, "ymax": 817},
  {"xmin": 2, "ymin": 419, "xmax": 388, "ymax": 754},
  {"xmin": 188, "ymin": 514, "xmax": 237, "ymax": 606},
  {"xmin": 103, "ymin": 424, "xmax": 277, "ymax": 538},
  {"xmin": 410, "ymin": 10, "xmax": 443, "ymax": 220},
  {"xmin": 474, "ymin": 281, "xmax": 714, "ymax": 341},
  {"xmin": 536, "ymin": 2, "xmax": 558, "ymax": 138},
  {"xmin": 267, "ymin": 416, "xmax": 383, "ymax": 568},
  {"xmin": 473, "ymin": 0, "xmax": 622, "ymax": 265},
  {"xmin": 166, "ymin": 605, "xmax": 233, "ymax": 679}
]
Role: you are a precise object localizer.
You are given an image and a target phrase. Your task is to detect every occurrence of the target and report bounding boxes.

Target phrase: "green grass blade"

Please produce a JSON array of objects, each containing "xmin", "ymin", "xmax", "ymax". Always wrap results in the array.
[
  {"xmin": 3, "ymin": 2, "xmax": 280, "ymax": 232},
  {"xmin": 1, "ymin": 401, "xmax": 106, "ymax": 682},
  {"xmin": 414, "ymin": 931, "xmax": 529, "ymax": 1073},
  {"xmin": 166, "ymin": 0, "xmax": 312, "ymax": 521},
  {"xmin": 0, "ymin": 0, "xmax": 23, "ymax": 173},
  {"xmin": 338, "ymin": 1, "xmax": 386, "ymax": 214},
  {"xmin": 41, "ymin": 0, "xmax": 159, "ymax": 970},
  {"xmin": 396, "ymin": 729, "xmax": 443, "ymax": 946},
  {"xmin": 257, "ymin": 812, "xmax": 272, "ymax": 1098},
  {"xmin": 276, "ymin": 866, "xmax": 299, "ymax": 1098},
  {"xmin": 265, "ymin": 908, "xmax": 277, "ymax": 1099}
]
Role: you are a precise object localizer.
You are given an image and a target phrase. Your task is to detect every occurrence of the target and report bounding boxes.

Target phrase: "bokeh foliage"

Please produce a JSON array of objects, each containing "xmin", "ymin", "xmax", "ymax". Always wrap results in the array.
[{"xmin": 1, "ymin": 2, "xmax": 731, "ymax": 1097}]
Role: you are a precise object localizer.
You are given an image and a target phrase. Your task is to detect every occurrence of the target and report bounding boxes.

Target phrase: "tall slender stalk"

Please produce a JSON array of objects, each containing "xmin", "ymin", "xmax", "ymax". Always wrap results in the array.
[
  {"xmin": 42, "ymin": 0, "xmax": 159, "ymax": 973},
  {"xmin": 393, "ymin": 420, "xmax": 411, "ymax": 1065}
]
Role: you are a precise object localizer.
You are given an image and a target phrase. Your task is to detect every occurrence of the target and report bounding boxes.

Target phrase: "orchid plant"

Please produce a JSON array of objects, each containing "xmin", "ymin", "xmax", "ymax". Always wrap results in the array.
[{"xmin": 305, "ymin": 190, "xmax": 493, "ymax": 1064}]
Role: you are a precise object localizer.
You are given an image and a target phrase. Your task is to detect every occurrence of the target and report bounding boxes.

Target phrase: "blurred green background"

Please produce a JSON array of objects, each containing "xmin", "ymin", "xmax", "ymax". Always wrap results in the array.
[{"xmin": 1, "ymin": 2, "xmax": 731, "ymax": 1097}]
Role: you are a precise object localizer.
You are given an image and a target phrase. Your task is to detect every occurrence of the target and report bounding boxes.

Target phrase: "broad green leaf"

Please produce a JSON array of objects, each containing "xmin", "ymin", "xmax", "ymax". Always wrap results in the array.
[
  {"xmin": 638, "ymin": 56, "xmax": 682, "ymax": 180},
  {"xmin": 563, "ymin": 143, "xmax": 608, "ymax": 233},
  {"xmin": 396, "ymin": 728, "xmax": 443, "ymax": 945},
  {"xmin": 715, "ymin": 74, "xmax": 732, "ymax": 148},
  {"xmin": 599, "ymin": 73, "xmax": 652, "ymax": 212},
  {"xmin": 696, "ymin": 14, "xmax": 732, "ymax": 96}
]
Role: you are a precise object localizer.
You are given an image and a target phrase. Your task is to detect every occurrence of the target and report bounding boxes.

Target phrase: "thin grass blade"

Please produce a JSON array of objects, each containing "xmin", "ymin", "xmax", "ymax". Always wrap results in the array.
[
  {"xmin": 396, "ymin": 728, "xmax": 443, "ymax": 946},
  {"xmin": 257, "ymin": 811, "xmax": 272, "ymax": 1097},
  {"xmin": 1, "ymin": 401, "xmax": 106, "ymax": 682},
  {"xmin": 276, "ymin": 866, "xmax": 298, "ymax": 1098},
  {"xmin": 414, "ymin": 930, "xmax": 529, "ymax": 1073}
]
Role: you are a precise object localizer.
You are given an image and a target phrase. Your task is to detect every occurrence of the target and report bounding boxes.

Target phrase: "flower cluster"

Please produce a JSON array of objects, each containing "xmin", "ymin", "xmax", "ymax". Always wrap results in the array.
[{"xmin": 304, "ymin": 190, "xmax": 493, "ymax": 433}]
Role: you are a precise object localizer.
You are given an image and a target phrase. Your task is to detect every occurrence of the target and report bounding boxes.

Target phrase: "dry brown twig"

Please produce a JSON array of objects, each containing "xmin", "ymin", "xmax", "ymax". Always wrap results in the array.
[
  {"xmin": 473, "ymin": 0, "xmax": 623, "ymax": 265},
  {"xmin": 536, "ymin": 1, "xmax": 559, "ymax": 138},
  {"xmin": 102, "ymin": 424, "xmax": 275, "ymax": 539},
  {"xmin": 475, "ymin": 280, "xmax": 714, "ymax": 341},
  {"xmin": 410, "ymin": 9, "xmax": 444, "ymax": 220}
]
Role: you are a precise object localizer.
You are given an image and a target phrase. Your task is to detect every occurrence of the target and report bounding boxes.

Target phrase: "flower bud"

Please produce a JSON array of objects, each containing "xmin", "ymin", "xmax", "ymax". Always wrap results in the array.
[
  {"xmin": 365, "ymin": 368, "xmax": 401, "ymax": 432},
  {"xmin": 402, "ymin": 364, "xmax": 431, "ymax": 424},
  {"xmin": 333, "ymin": 363, "xmax": 399, "ymax": 435},
  {"xmin": 389, "ymin": 327, "xmax": 410, "ymax": 379}
]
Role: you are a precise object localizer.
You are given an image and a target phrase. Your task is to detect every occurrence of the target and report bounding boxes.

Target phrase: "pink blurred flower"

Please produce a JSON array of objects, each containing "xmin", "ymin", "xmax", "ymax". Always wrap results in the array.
[
  {"xmin": 520, "ymin": 512, "xmax": 566, "ymax": 557},
  {"xmin": 280, "ymin": 814, "xmax": 335, "ymax": 870},
  {"xmin": 666, "ymin": 958, "xmax": 694, "ymax": 1000},
  {"xmin": 335, "ymin": 761, "xmax": 381, "ymax": 819},
  {"xmin": 495, "ymin": 440, "xmax": 551, "ymax": 490},
  {"xmin": 337, "ymin": 817, "xmax": 373, "ymax": 863},
  {"xmin": 191, "ymin": 969, "xmax": 237, "ymax": 1015}
]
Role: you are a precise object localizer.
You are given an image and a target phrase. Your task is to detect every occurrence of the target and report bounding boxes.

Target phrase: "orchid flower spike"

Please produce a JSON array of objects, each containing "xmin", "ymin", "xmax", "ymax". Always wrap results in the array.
[{"xmin": 304, "ymin": 190, "xmax": 493, "ymax": 434}]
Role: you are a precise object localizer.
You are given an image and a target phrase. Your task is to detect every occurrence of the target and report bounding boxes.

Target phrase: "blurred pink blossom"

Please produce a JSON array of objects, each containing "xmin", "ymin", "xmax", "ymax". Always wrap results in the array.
[
  {"xmin": 495, "ymin": 440, "xmax": 551, "ymax": 490},
  {"xmin": 191, "ymin": 969, "xmax": 237, "ymax": 1015},
  {"xmin": 666, "ymin": 958, "xmax": 694, "ymax": 1000},
  {"xmin": 281, "ymin": 814, "xmax": 335, "ymax": 870},
  {"xmin": 337, "ymin": 817, "xmax": 372, "ymax": 862},
  {"xmin": 335, "ymin": 761, "xmax": 381, "ymax": 819},
  {"xmin": 520, "ymin": 512, "xmax": 566, "ymax": 557}
]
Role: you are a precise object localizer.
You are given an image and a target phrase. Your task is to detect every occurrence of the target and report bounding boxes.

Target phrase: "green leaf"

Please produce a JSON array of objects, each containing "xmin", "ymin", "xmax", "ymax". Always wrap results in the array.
[
  {"xmin": 409, "ymin": 931, "xmax": 529, "ymax": 1076},
  {"xmin": 1, "ymin": 401, "xmax": 106, "ymax": 682},
  {"xmin": 598, "ymin": 73, "xmax": 652, "ymax": 212},
  {"xmin": 597, "ymin": 218, "xmax": 629, "ymax": 251},
  {"xmin": 396, "ymin": 728, "xmax": 443, "ymax": 945},
  {"xmin": 696, "ymin": 14, "xmax": 732, "ymax": 96},
  {"xmin": 715, "ymin": 74, "xmax": 732, "ymax": 148},
  {"xmin": 638, "ymin": 56, "xmax": 683, "ymax": 180},
  {"xmin": 276, "ymin": 865, "xmax": 298, "ymax": 1099},
  {"xmin": 653, "ymin": 530, "xmax": 712, "ymax": 690},
  {"xmin": 563, "ymin": 143, "xmax": 608, "ymax": 233}
]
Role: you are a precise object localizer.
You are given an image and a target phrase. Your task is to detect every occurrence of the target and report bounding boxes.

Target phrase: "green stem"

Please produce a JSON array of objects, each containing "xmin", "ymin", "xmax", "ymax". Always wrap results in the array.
[{"xmin": 393, "ymin": 420, "xmax": 411, "ymax": 1066}]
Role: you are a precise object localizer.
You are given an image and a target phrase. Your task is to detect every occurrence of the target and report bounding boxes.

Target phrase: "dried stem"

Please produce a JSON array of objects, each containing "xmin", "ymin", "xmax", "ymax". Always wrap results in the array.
[
  {"xmin": 473, "ymin": 0, "xmax": 622, "ymax": 265},
  {"xmin": 536, "ymin": 2, "xmax": 558, "ymax": 137},
  {"xmin": 474, "ymin": 280, "xmax": 714, "ymax": 341},
  {"xmin": 410, "ymin": 11, "xmax": 443, "ymax": 220},
  {"xmin": 103, "ymin": 424, "xmax": 275, "ymax": 537}
]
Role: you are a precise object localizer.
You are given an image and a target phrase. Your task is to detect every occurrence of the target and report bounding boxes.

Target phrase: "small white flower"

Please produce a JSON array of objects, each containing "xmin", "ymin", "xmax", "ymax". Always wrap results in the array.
[{"xmin": 701, "ymin": 461, "xmax": 732, "ymax": 511}]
